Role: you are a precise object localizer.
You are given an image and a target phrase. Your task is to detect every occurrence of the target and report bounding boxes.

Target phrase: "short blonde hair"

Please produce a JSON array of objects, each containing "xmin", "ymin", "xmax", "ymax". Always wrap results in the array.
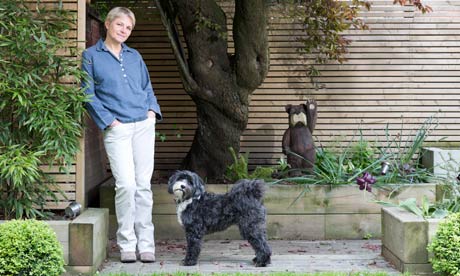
[{"xmin": 106, "ymin": 7, "xmax": 136, "ymax": 28}]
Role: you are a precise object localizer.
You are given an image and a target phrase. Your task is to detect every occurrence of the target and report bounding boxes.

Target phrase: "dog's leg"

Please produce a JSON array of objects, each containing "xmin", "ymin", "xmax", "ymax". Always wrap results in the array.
[
  {"xmin": 182, "ymin": 232, "xmax": 203, "ymax": 266},
  {"xmin": 241, "ymin": 224, "xmax": 272, "ymax": 267},
  {"xmin": 248, "ymin": 235, "xmax": 272, "ymax": 267}
]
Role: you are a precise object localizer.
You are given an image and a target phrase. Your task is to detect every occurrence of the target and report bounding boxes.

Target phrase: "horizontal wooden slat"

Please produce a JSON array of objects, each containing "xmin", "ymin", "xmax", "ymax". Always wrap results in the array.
[
  {"xmin": 53, "ymin": 183, "xmax": 77, "ymax": 192},
  {"xmin": 24, "ymin": 2, "xmax": 77, "ymax": 10},
  {"xmin": 47, "ymin": 174, "xmax": 76, "ymax": 182},
  {"xmin": 40, "ymin": 165, "xmax": 76, "ymax": 173},
  {"xmin": 45, "ymin": 200, "xmax": 76, "ymax": 210},
  {"xmin": 46, "ymin": 192, "xmax": 75, "ymax": 201}
]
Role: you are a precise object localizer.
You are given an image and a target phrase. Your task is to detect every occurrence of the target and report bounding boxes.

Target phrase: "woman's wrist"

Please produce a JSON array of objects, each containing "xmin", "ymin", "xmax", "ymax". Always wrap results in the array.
[
  {"xmin": 147, "ymin": 110, "xmax": 155, "ymax": 118},
  {"xmin": 110, "ymin": 119, "xmax": 121, "ymax": 127}
]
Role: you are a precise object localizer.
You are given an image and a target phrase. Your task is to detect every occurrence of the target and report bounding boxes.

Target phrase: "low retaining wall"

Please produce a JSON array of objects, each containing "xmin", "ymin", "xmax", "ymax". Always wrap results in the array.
[{"xmin": 100, "ymin": 179, "xmax": 439, "ymax": 240}]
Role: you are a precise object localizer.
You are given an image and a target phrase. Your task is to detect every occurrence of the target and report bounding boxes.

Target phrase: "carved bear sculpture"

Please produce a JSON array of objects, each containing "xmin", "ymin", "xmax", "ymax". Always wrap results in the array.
[{"xmin": 282, "ymin": 99, "xmax": 317, "ymax": 176}]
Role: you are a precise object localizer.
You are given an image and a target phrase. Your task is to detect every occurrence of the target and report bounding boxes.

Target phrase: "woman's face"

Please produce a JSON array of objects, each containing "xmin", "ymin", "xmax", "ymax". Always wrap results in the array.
[{"xmin": 105, "ymin": 14, "xmax": 133, "ymax": 44}]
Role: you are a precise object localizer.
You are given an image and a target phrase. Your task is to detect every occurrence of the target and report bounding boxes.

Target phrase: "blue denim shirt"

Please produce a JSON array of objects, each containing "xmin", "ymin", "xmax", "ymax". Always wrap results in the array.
[{"xmin": 81, "ymin": 39, "xmax": 162, "ymax": 130}]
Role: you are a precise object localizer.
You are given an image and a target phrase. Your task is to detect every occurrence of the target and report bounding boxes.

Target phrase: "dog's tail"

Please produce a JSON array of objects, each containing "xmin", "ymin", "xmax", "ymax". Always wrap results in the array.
[{"xmin": 230, "ymin": 179, "xmax": 266, "ymax": 201}]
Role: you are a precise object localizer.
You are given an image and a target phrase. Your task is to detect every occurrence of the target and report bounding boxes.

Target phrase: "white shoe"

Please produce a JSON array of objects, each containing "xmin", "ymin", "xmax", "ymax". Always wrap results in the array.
[{"xmin": 120, "ymin": 251, "xmax": 136, "ymax": 263}]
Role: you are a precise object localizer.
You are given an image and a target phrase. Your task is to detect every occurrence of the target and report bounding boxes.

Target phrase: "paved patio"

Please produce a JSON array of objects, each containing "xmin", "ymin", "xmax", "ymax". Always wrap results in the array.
[{"xmin": 97, "ymin": 239, "xmax": 400, "ymax": 275}]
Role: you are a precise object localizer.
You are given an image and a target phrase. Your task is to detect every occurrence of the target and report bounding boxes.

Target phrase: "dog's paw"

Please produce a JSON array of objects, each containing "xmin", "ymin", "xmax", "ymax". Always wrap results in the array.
[
  {"xmin": 254, "ymin": 261, "xmax": 268, "ymax": 267},
  {"xmin": 253, "ymin": 256, "xmax": 271, "ymax": 267},
  {"xmin": 255, "ymin": 261, "xmax": 269, "ymax": 267},
  {"xmin": 181, "ymin": 259, "xmax": 197, "ymax": 266}
]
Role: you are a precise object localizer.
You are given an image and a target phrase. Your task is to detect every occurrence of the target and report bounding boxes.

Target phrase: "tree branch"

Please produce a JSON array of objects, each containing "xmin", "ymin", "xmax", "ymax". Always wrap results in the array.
[
  {"xmin": 233, "ymin": 0, "xmax": 269, "ymax": 90},
  {"xmin": 154, "ymin": 0, "xmax": 199, "ymax": 92},
  {"xmin": 173, "ymin": 0, "xmax": 234, "ymax": 104}
]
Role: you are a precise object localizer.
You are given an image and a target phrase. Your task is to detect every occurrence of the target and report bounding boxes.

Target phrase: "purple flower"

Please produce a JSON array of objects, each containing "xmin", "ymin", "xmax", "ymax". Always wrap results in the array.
[
  {"xmin": 357, "ymin": 177, "xmax": 366, "ymax": 185},
  {"xmin": 366, "ymin": 184, "xmax": 372, "ymax": 192},
  {"xmin": 362, "ymin": 172, "xmax": 376, "ymax": 184},
  {"xmin": 356, "ymin": 172, "xmax": 376, "ymax": 193}
]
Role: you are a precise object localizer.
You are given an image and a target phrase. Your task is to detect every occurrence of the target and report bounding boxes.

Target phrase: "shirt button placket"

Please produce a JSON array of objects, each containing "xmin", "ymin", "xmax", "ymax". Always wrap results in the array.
[{"xmin": 120, "ymin": 53, "xmax": 128, "ymax": 83}]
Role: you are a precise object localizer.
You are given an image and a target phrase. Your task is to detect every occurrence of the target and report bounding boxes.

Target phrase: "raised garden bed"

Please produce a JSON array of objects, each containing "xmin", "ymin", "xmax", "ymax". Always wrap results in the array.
[{"xmin": 100, "ymin": 179, "xmax": 440, "ymax": 240}]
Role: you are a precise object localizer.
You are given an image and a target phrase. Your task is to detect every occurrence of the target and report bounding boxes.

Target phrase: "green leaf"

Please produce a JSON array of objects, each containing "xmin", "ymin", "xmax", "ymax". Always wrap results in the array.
[
  {"xmin": 431, "ymin": 209, "xmax": 449, "ymax": 219},
  {"xmin": 373, "ymin": 200, "xmax": 399, "ymax": 208},
  {"xmin": 399, "ymin": 198, "xmax": 424, "ymax": 217}
]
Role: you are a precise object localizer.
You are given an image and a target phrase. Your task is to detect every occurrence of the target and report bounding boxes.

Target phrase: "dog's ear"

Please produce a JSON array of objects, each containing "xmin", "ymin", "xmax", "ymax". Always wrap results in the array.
[
  {"xmin": 190, "ymin": 171, "xmax": 205, "ymax": 198},
  {"xmin": 167, "ymin": 170, "xmax": 182, "ymax": 194}
]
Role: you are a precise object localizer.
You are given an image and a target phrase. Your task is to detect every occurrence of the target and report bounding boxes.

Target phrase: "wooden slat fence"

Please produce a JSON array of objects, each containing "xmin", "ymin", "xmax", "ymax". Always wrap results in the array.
[{"xmin": 115, "ymin": 0, "xmax": 460, "ymax": 175}]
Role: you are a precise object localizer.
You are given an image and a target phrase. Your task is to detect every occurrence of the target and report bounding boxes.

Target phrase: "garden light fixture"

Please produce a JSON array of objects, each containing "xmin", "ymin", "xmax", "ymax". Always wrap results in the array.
[
  {"xmin": 381, "ymin": 161, "xmax": 390, "ymax": 175},
  {"xmin": 65, "ymin": 201, "xmax": 82, "ymax": 219}
]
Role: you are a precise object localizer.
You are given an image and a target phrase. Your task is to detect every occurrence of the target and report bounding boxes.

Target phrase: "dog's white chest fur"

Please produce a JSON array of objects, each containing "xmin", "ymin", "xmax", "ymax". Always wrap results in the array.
[{"xmin": 176, "ymin": 198, "xmax": 193, "ymax": 226}]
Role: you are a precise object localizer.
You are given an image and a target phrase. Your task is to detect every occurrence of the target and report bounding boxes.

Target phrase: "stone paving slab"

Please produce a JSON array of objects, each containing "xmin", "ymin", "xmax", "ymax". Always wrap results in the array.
[{"xmin": 96, "ymin": 240, "xmax": 400, "ymax": 275}]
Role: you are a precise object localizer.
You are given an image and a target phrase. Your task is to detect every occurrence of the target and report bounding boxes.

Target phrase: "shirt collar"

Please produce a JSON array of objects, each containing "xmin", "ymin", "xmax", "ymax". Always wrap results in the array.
[{"xmin": 95, "ymin": 38, "xmax": 133, "ymax": 53}]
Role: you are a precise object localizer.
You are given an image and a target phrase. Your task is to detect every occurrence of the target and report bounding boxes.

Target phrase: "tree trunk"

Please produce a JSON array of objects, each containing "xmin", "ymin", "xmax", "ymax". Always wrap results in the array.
[
  {"xmin": 156, "ymin": 0, "xmax": 268, "ymax": 179},
  {"xmin": 182, "ymin": 96, "xmax": 248, "ymax": 179}
]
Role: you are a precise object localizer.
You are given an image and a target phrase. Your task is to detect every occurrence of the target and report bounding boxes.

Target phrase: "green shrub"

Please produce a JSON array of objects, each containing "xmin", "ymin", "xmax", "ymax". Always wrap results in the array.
[
  {"xmin": 427, "ymin": 212, "xmax": 460, "ymax": 275},
  {"xmin": 250, "ymin": 166, "xmax": 277, "ymax": 182},
  {"xmin": 0, "ymin": 220, "xmax": 65, "ymax": 276},
  {"xmin": 225, "ymin": 147, "xmax": 250, "ymax": 181},
  {"xmin": 0, "ymin": 0, "xmax": 88, "ymax": 219},
  {"xmin": 225, "ymin": 148, "xmax": 285, "ymax": 182}
]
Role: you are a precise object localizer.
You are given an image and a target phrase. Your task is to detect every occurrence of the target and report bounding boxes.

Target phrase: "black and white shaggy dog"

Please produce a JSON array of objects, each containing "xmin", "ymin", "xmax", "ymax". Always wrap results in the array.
[{"xmin": 167, "ymin": 170, "xmax": 272, "ymax": 267}]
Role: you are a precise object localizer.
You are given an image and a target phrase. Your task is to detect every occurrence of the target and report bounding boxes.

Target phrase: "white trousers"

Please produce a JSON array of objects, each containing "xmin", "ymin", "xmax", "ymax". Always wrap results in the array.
[{"xmin": 103, "ymin": 117, "xmax": 156, "ymax": 254}]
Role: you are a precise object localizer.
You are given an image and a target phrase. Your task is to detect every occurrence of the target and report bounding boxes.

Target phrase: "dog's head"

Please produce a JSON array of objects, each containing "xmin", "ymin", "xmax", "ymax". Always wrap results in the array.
[{"xmin": 167, "ymin": 170, "xmax": 205, "ymax": 203}]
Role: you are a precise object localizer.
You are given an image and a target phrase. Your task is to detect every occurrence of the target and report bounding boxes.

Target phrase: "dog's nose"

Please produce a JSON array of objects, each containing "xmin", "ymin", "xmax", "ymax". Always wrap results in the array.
[{"xmin": 181, "ymin": 185, "xmax": 186, "ymax": 189}]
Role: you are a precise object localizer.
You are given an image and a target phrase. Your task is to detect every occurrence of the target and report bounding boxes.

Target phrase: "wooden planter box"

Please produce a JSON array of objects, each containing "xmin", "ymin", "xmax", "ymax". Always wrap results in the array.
[
  {"xmin": 0, "ymin": 208, "xmax": 109, "ymax": 276},
  {"xmin": 100, "ymin": 179, "xmax": 439, "ymax": 240},
  {"xmin": 381, "ymin": 207, "xmax": 443, "ymax": 275}
]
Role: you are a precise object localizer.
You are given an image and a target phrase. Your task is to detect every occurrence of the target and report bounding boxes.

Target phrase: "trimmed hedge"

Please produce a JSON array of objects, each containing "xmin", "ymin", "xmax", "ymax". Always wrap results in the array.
[
  {"xmin": 0, "ymin": 220, "xmax": 65, "ymax": 276},
  {"xmin": 428, "ymin": 212, "xmax": 460, "ymax": 276}
]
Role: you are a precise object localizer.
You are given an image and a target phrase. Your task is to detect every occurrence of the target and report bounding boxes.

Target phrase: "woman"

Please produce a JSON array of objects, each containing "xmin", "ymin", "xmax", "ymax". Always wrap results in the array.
[{"xmin": 81, "ymin": 7, "xmax": 162, "ymax": 263}]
